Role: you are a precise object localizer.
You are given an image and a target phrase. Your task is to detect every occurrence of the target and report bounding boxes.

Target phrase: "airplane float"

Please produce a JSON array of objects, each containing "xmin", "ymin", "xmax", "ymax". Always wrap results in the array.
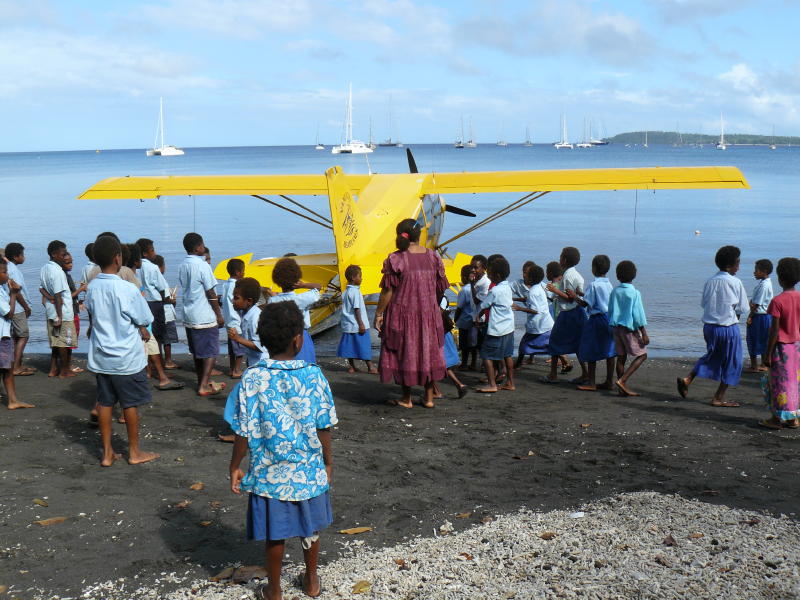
[{"xmin": 79, "ymin": 149, "xmax": 748, "ymax": 332}]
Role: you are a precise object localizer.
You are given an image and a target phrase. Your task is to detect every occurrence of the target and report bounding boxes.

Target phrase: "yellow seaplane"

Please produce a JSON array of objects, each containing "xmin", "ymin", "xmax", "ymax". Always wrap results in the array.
[{"xmin": 79, "ymin": 150, "xmax": 748, "ymax": 332}]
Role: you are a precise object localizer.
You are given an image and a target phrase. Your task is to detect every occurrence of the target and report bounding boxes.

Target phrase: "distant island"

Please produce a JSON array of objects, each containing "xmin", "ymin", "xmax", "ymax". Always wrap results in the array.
[{"xmin": 606, "ymin": 131, "xmax": 798, "ymax": 146}]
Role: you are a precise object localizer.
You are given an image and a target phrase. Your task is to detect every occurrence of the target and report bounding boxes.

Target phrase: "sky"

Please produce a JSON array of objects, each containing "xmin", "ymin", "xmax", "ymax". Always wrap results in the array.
[{"xmin": 2, "ymin": 0, "xmax": 800, "ymax": 151}]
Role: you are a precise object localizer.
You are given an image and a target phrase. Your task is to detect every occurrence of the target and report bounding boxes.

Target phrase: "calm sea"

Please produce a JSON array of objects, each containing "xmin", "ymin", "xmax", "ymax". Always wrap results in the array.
[{"xmin": 2, "ymin": 143, "xmax": 798, "ymax": 357}]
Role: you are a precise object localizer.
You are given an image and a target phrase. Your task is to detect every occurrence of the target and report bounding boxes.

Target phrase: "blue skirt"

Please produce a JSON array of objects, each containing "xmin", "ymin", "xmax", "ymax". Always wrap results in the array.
[
  {"xmin": 443, "ymin": 331, "xmax": 459, "ymax": 368},
  {"xmin": 296, "ymin": 330, "xmax": 316, "ymax": 364},
  {"xmin": 518, "ymin": 330, "xmax": 552, "ymax": 356},
  {"xmin": 337, "ymin": 331, "xmax": 372, "ymax": 361},
  {"xmin": 693, "ymin": 323, "xmax": 743, "ymax": 386},
  {"xmin": 480, "ymin": 332, "xmax": 514, "ymax": 361},
  {"xmin": 247, "ymin": 491, "xmax": 333, "ymax": 541},
  {"xmin": 547, "ymin": 307, "xmax": 587, "ymax": 356},
  {"xmin": 578, "ymin": 313, "xmax": 616, "ymax": 363},
  {"xmin": 746, "ymin": 313, "xmax": 772, "ymax": 357}
]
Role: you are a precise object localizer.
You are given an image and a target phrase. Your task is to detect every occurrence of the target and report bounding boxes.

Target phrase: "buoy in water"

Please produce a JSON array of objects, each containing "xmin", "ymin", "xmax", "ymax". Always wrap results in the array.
[{"xmin": 694, "ymin": 230, "xmax": 701, "ymax": 235}]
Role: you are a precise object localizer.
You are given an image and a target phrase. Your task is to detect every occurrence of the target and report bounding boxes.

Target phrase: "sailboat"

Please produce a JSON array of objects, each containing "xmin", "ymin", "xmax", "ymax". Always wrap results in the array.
[
  {"xmin": 523, "ymin": 126, "xmax": 533, "ymax": 147},
  {"xmin": 715, "ymin": 114, "xmax": 727, "ymax": 150},
  {"xmin": 146, "ymin": 97, "xmax": 184, "ymax": 156},
  {"xmin": 332, "ymin": 84, "xmax": 373, "ymax": 155},
  {"xmin": 553, "ymin": 114, "xmax": 573, "ymax": 149},
  {"xmin": 643, "ymin": 130, "xmax": 648, "ymax": 149},
  {"xmin": 496, "ymin": 125, "xmax": 507, "ymax": 146},
  {"xmin": 770, "ymin": 125, "xmax": 777, "ymax": 150},
  {"xmin": 378, "ymin": 96, "xmax": 403, "ymax": 146},
  {"xmin": 454, "ymin": 116, "xmax": 465, "ymax": 148},
  {"xmin": 314, "ymin": 124, "xmax": 325, "ymax": 150},
  {"xmin": 466, "ymin": 119, "xmax": 477, "ymax": 148},
  {"xmin": 589, "ymin": 120, "xmax": 608, "ymax": 145},
  {"xmin": 576, "ymin": 118, "xmax": 592, "ymax": 148}
]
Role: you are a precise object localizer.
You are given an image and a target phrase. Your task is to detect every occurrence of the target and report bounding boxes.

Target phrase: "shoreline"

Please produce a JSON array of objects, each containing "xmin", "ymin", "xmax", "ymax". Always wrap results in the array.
[{"xmin": 2, "ymin": 355, "xmax": 798, "ymax": 599}]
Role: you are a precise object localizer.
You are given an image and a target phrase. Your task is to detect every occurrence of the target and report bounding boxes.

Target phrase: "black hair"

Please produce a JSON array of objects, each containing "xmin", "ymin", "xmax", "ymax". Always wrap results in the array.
[
  {"xmin": 94, "ymin": 235, "xmax": 122, "ymax": 269},
  {"xmin": 487, "ymin": 254, "xmax": 504, "ymax": 266},
  {"xmin": 227, "ymin": 258, "xmax": 245, "ymax": 277},
  {"xmin": 755, "ymin": 258, "xmax": 773, "ymax": 275},
  {"xmin": 47, "ymin": 240, "xmax": 66, "ymax": 257},
  {"xmin": 85, "ymin": 242, "xmax": 94, "ymax": 262},
  {"xmin": 776, "ymin": 257, "xmax": 800, "ymax": 288},
  {"xmin": 97, "ymin": 231, "xmax": 120, "ymax": 242},
  {"xmin": 121, "ymin": 243, "xmax": 131, "ymax": 266},
  {"xmin": 395, "ymin": 218, "xmax": 421, "ymax": 252},
  {"xmin": 460, "ymin": 264, "xmax": 473, "ymax": 284},
  {"xmin": 283, "ymin": 252, "xmax": 297, "ymax": 257},
  {"xmin": 528, "ymin": 264, "xmax": 545, "ymax": 285},
  {"xmin": 203, "ymin": 246, "xmax": 211, "ymax": 256},
  {"xmin": 714, "ymin": 245, "xmax": 740, "ymax": 271},
  {"xmin": 344, "ymin": 264, "xmax": 361, "ymax": 283},
  {"xmin": 471, "ymin": 254, "xmax": 488, "ymax": 270},
  {"xmin": 136, "ymin": 238, "xmax": 154, "ymax": 256},
  {"xmin": 546, "ymin": 261, "xmax": 562, "ymax": 281},
  {"xmin": 234, "ymin": 277, "xmax": 262, "ymax": 305},
  {"xmin": 272, "ymin": 257, "xmax": 302, "ymax": 289},
  {"xmin": 4, "ymin": 243, "xmax": 24, "ymax": 260},
  {"xmin": 561, "ymin": 246, "xmax": 580, "ymax": 268},
  {"xmin": 152, "ymin": 254, "xmax": 165, "ymax": 269},
  {"xmin": 522, "ymin": 260, "xmax": 534, "ymax": 272},
  {"xmin": 258, "ymin": 301, "xmax": 305, "ymax": 356},
  {"xmin": 616, "ymin": 260, "xmax": 637, "ymax": 283},
  {"xmin": 488, "ymin": 256, "xmax": 510, "ymax": 282},
  {"xmin": 592, "ymin": 254, "xmax": 611, "ymax": 276},
  {"xmin": 183, "ymin": 232, "xmax": 203, "ymax": 254},
  {"xmin": 126, "ymin": 243, "xmax": 141, "ymax": 269}
]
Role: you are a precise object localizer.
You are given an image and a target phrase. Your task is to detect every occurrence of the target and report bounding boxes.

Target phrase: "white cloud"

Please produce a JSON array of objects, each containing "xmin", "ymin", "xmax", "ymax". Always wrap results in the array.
[
  {"xmin": 648, "ymin": 0, "xmax": 754, "ymax": 23},
  {"xmin": 719, "ymin": 63, "xmax": 759, "ymax": 92}
]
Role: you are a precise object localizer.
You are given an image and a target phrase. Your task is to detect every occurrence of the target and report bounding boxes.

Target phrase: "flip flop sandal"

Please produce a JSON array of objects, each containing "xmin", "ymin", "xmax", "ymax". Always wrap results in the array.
[
  {"xmin": 155, "ymin": 381, "xmax": 185, "ymax": 391},
  {"xmin": 759, "ymin": 419, "xmax": 783, "ymax": 430},
  {"xmin": 14, "ymin": 368, "xmax": 36, "ymax": 376}
]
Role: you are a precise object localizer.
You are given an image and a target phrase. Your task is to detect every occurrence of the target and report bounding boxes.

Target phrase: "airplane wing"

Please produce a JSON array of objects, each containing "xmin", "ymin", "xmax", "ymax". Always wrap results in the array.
[{"xmin": 420, "ymin": 166, "xmax": 749, "ymax": 194}]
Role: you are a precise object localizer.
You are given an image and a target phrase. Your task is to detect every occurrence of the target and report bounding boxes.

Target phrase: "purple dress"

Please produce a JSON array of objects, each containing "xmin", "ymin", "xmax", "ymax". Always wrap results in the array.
[{"xmin": 379, "ymin": 249, "xmax": 449, "ymax": 386}]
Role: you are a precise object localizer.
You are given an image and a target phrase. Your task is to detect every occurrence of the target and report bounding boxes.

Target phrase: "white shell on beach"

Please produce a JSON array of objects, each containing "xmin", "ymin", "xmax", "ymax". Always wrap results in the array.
[{"xmin": 41, "ymin": 492, "xmax": 800, "ymax": 600}]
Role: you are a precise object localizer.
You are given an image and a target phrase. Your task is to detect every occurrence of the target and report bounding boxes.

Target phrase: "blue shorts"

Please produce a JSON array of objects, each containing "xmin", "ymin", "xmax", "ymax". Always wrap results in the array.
[
  {"xmin": 480, "ymin": 332, "xmax": 514, "ymax": 361},
  {"xmin": 147, "ymin": 301, "xmax": 166, "ymax": 343},
  {"xmin": 186, "ymin": 326, "xmax": 220, "ymax": 359},
  {"xmin": 228, "ymin": 336, "xmax": 246, "ymax": 358},
  {"xmin": 95, "ymin": 369, "xmax": 151, "ymax": 409}
]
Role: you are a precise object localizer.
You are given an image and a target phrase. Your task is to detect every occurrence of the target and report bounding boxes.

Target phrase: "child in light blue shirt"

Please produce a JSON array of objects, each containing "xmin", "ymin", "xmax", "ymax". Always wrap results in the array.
[
  {"xmin": 268, "ymin": 257, "xmax": 321, "ymax": 364},
  {"xmin": 477, "ymin": 257, "xmax": 515, "ymax": 393},
  {"xmin": 221, "ymin": 258, "xmax": 246, "ymax": 378},
  {"xmin": 336, "ymin": 265, "xmax": 376, "ymax": 374},
  {"xmin": 0, "ymin": 263, "xmax": 30, "ymax": 409},
  {"xmin": 513, "ymin": 264, "xmax": 554, "ymax": 368},
  {"xmin": 454, "ymin": 264, "xmax": 477, "ymax": 370},
  {"xmin": 575, "ymin": 255, "xmax": 616, "ymax": 392},
  {"xmin": 608, "ymin": 260, "xmax": 649, "ymax": 397},
  {"xmin": 228, "ymin": 277, "xmax": 269, "ymax": 367},
  {"xmin": 746, "ymin": 258, "xmax": 774, "ymax": 372}
]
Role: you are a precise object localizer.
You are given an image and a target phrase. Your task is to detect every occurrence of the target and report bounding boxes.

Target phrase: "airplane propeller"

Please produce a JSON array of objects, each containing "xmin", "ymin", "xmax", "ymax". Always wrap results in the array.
[{"xmin": 406, "ymin": 148, "xmax": 476, "ymax": 218}]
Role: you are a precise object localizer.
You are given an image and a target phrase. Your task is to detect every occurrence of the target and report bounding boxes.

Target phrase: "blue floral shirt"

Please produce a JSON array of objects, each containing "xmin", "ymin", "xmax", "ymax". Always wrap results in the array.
[{"xmin": 228, "ymin": 359, "xmax": 337, "ymax": 501}]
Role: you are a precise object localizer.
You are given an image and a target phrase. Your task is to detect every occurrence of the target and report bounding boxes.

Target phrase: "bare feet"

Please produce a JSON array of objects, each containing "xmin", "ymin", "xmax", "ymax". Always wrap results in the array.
[
  {"xmin": 710, "ymin": 399, "xmax": 740, "ymax": 407},
  {"xmin": 13, "ymin": 367, "xmax": 36, "ymax": 376},
  {"xmin": 347, "ymin": 367, "xmax": 359, "ymax": 374},
  {"xmin": 255, "ymin": 583, "xmax": 282, "ymax": 600},
  {"xmin": 476, "ymin": 387, "xmax": 498, "ymax": 393},
  {"xmin": 58, "ymin": 371, "xmax": 78, "ymax": 379},
  {"xmin": 498, "ymin": 383, "xmax": 515, "ymax": 391},
  {"xmin": 597, "ymin": 381, "xmax": 614, "ymax": 391},
  {"xmin": 576, "ymin": 384, "xmax": 598, "ymax": 391},
  {"xmin": 387, "ymin": 399, "xmax": 413, "ymax": 408},
  {"xmin": 302, "ymin": 572, "xmax": 321, "ymax": 598},
  {"xmin": 71, "ymin": 366, "xmax": 85, "ymax": 374},
  {"xmin": 367, "ymin": 368, "xmax": 379, "ymax": 375},
  {"xmin": 217, "ymin": 434, "xmax": 235, "ymax": 443},
  {"xmin": 7, "ymin": 400, "xmax": 35, "ymax": 410},
  {"xmin": 616, "ymin": 380, "xmax": 640, "ymax": 397},
  {"xmin": 48, "ymin": 370, "xmax": 58, "ymax": 377},
  {"xmin": 101, "ymin": 452, "xmax": 122, "ymax": 467},
  {"xmin": 128, "ymin": 451, "xmax": 160, "ymax": 465},
  {"xmin": 164, "ymin": 362, "xmax": 180, "ymax": 370},
  {"xmin": 117, "ymin": 415, "xmax": 127, "ymax": 424},
  {"xmin": 676, "ymin": 377, "xmax": 689, "ymax": 398},
  {"xmin": 210, "ymin": 368, "xmax": 223, "ymax": 376}
]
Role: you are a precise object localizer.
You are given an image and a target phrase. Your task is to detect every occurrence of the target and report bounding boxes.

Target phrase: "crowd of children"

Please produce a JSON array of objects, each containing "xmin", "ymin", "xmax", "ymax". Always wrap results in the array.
[{"xmin": 1, "ymin": 232, "xmax": 800, "ymax": 599}]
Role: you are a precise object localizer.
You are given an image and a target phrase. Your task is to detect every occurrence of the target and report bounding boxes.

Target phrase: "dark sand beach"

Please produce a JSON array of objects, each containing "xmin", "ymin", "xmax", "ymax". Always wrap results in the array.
[{"xmin": 1, "ymin": 355, "xmax": 799, "ymax": 598}]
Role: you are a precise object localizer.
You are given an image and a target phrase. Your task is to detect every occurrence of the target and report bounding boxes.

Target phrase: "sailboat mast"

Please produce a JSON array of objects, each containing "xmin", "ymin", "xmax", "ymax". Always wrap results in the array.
[
  {"xmin": 346, "ymin": 84, "xmax": 353, "ymax": 144},
  {"xmin": 159, "ymin": 97, "xmax": 165, "ymax": 149}
]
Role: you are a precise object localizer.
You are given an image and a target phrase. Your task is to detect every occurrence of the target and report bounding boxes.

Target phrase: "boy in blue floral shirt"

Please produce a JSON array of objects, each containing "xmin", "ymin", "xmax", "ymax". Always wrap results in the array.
[{"xmin": 228, "ymin": 301, "xmax": 336, "ymax": 600}]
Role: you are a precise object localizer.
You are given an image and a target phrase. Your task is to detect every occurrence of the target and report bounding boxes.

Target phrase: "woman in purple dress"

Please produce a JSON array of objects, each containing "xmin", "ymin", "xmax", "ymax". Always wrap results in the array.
[{"xmin": 374, "ymin": 219, "xmax": 449, "ymax": 408}]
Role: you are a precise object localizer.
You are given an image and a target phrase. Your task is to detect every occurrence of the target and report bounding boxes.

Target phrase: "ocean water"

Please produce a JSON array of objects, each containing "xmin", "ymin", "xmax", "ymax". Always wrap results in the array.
[{"xmin": 1, "ymin": 143, "xmax": 798, "ymax": 357}]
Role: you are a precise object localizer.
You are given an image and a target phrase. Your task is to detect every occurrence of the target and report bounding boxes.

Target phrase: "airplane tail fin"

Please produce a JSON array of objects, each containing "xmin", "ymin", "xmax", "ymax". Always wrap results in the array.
[{"xmin": 325, "ymin": 166, "xmax": 365, "ymax": 285}]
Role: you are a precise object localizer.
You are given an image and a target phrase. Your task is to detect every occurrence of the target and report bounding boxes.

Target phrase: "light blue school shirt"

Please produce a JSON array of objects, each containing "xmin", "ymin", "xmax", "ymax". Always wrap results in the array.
[
  {"xmin": 510, "ymin": 278, "xmax": 530, "ymax": 299},
  {"xmin": 6, "ymin": 261, "xmax": 28, "ymax": 310},
  {"xmin": 479, "ymin": 280, "xmax": 515, "ymax": 337},
  {"xmin": 40, "ymin": 260, "xmax": 73, "ymax": 321},
  {"xmin": 0, "ymin": 286, "xmax": 11, "ymax": 338},
  {"xmin": 702, "ymin": 271, "xmax": 749, "ymax": 326},
  {"xmin": 559, "ymin": 266, "xmax": 585, "ymax": 312},
  {"xmin": 227, "ymin": 359, "xmax": 338, "ymax": 501},
  {"xmin": 751, "ymin": 278, "xmax": 774, "ymax": 315},
  {"xmin": 340, "ymin": 285, "xmax": 367, "ymax": 333},
  {"xmin": 80, "ymin": 262, "xmax": 97, "ymax": 284},
  {"xmin": 608, "ymin": 283, "xmax": 647, "ymax": 331},
  {"xmin": 85, "ymin": 274, "xmax": 152, "ymax": 375},
  {"xmin": 584, "ymin": 277, "xmax": 613, "ymax": 316},
  {"xmin": 526, "ymin": 284, "xmax": 554, "ymax": 335},
  {"xmin": 139, "ymin": 258, "xmax": 168, "ymax": 302},
  {"xmin": 221, "ymin": 278, "xmax": 242, "ymax": 332},
  {"xmin": 240, "ymin": 304, "xmax": 269, "ymax": 366},
  {"xmin": 455, "ymin": 284, "xmax": 474, "ymax": 329},
  {"xmin": 178, "ymin": 255, "xmax": 217, "ymax": 327},
  {"xmin": 269, "ymin": 289, "xmax": 320, "ymax": 330}
]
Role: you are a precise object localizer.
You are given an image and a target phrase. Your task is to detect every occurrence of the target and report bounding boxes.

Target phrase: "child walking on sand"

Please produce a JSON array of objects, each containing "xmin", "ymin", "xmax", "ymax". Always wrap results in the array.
[
  {"xmin": 513, "ymin": 264, "xmax": 554, "ymax": 368},
  {"xmin": 0, "ymin": 263, "xmax": 33, "ymax": 409},
  {"xmin": 746, "ymin": 259, "xmax": 774, "ymax": 373},
  {"xmin": 542, "ymin": 247, "xmax": 588, "ymax": 384},
  {"xmin": 608, "ymin": 260, "xmax": 650, "ymax": 396},
  {"xmin": 454, "ymin": 264, "xmax": 477, "ymax": 370},
  {"xmin": 269, "ymin": 257, "xmax": 322, "ymax": 364},
  {"xmin": 760, "ymin": 257, "xmax": 800, "ymax": 430},
  {"xmin": 476, "ymin": 257, "xmax": 515, "ymax": 393},
  {"xmin": 575, "ymin": 255, "xmax": 616, "ymax": 391},
  {"xmin": 85, "ymin": 235, "xmax": 159, "ymax": 466},
  {"xmin": 677, "ymin": 246, "xmax": 749, "ymax": 407},
  {"xmin": 228, "ymin": 301, "xmax": 336, "ymax": 600},
  {"xmin": 337, "ymin": 265, "xmax": 376, "ymax": 374},
  {"xmin": 221, "ymin": 258, "xmax": 246, "ymax": 378}
]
